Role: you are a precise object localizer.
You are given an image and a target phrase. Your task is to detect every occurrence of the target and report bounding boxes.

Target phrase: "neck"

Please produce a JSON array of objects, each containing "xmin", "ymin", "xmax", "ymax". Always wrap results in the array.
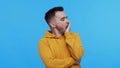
[{"xmin": 51, "ymin": 28, "xmax": 63, "ymax": 37}]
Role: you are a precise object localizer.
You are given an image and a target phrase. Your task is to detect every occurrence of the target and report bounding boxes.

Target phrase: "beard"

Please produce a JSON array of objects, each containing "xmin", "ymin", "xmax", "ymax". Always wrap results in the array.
[{"xmin": 56, "ymin": 26, "xmax": 66, "ymax": 35}]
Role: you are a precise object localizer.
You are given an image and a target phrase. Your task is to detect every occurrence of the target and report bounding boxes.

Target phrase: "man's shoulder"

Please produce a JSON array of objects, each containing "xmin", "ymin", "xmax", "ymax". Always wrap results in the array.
[
  {"xmin": 70, "ymin": 32, "xmax": 80, "ymax": 36},
  {"xmin": 39, "ymin": 37, "xmax": 47, "ymax": 43},
  {"xmin": 38, "ymin": 37, "xmax": 48, "ymax": 45}
]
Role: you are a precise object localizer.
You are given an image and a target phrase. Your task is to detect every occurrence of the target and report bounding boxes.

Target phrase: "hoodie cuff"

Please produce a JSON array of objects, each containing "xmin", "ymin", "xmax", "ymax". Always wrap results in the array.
[{"xmin": 64, "ymin": 32, "xmax": 73, "ymax": 39}]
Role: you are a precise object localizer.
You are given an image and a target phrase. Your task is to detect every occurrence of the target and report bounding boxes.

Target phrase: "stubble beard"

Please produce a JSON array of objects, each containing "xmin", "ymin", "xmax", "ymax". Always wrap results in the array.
[{"xmin": 56, "ymin": 26, "xmax": 65, "ymax": 35}]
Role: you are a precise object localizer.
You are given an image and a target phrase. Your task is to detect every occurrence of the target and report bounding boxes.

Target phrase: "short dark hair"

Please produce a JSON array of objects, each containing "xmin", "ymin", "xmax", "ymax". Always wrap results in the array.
[{"xmin": 44, "ymin": 6, "xmax": 64, "ymax": 24}]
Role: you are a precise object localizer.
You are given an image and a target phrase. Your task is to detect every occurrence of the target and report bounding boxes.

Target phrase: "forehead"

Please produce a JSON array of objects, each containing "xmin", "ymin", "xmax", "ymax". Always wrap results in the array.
[{"xmin": 55, "ymin": 11, "xmax": 66, "ymax": 19}]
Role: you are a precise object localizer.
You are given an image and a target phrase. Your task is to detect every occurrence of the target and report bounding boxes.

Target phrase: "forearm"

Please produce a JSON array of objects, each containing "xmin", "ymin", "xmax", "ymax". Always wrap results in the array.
[
  {"xmin": 42, "ymin": 57, "xmax": 76, "ymax": 68},
  {"xmin": 65, "ymin": 32, "xmax": 84, "ymax": 61}
]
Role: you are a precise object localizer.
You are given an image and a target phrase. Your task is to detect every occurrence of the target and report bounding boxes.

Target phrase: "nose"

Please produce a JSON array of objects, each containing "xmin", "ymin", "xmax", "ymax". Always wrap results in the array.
[{"xmin": 66, "ymin": 19, "xmax": 70, "ymax": 25}]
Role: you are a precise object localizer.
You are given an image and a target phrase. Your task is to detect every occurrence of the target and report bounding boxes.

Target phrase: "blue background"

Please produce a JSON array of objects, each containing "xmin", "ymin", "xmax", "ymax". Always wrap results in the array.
[{"xmin": 0, "ymin": 0, "xmax": 120, "ymax": 68}]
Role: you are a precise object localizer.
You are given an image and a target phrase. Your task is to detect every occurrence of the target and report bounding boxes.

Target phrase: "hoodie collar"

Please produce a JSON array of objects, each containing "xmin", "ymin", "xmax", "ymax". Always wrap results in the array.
[{"xmin": 44, "ymin": 30, "xmax": 64, "ymax": 39}]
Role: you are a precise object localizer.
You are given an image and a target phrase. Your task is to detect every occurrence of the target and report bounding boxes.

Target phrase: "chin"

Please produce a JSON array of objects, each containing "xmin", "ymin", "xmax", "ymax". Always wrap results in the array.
[{"xmin": 60, "ymin": 30, "xmax": 65, "ymax": 35}]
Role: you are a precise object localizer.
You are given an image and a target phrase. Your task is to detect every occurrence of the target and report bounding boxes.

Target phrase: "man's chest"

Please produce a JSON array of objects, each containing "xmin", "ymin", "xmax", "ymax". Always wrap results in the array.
[{"xmin": 47, "ymin": 39, "xmax": 71, "ymax": 58}]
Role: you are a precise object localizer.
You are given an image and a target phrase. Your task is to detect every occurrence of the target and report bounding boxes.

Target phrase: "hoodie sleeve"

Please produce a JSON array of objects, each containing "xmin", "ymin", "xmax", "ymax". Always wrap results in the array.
[
  {"xmin": 38, "ymin": 39, "xmax": 75, "ymax": 68},
  {"xmin": 64, "ymin": 32, "xmax": 84, "ymax": 61}
]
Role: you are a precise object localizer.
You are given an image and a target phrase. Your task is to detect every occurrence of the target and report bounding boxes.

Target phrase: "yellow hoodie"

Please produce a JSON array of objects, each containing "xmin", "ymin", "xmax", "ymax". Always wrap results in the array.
[{"xmin": 38, "ymin": 31, "xmax": 84, "ymax": 68}]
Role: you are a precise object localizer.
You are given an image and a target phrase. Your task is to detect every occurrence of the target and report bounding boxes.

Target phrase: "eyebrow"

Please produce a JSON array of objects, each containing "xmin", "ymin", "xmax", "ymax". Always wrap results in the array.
[{"xmin": 60, "ymin": 16, "xmax": 68, "ymax": 20}]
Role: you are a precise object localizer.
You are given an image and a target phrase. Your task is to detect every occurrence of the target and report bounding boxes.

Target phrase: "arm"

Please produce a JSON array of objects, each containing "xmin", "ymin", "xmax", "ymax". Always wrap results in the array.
[
  {"xmin": 65, "ymin": 32, "xmax": 84, "ymax": 61},
  {"xmin": 38, "ymin": 39, "xmax": 76, "ymax": 68}
]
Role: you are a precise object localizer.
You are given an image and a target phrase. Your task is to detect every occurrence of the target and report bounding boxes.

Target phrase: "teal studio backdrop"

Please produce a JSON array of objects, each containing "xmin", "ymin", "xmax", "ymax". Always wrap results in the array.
[{"xmin": 0, "ymin": 0, "xmax": 120, "ymax": 68}]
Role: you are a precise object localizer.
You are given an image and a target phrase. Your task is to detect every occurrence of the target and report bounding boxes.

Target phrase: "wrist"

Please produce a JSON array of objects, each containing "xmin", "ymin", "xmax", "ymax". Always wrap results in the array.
[{"xmin": 64, "ymin": 32, "xmax": 72, "ymax": 39}]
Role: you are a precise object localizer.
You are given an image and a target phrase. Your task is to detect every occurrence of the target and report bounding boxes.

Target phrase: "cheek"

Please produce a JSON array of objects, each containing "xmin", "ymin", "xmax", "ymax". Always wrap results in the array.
[
  {"xmin": 60, "ymin": 23, "xmax": 66, "ymax": 29},
  {"xmin": 61, "ymin": 25, "xmax": 66, "ymax": 32},
  {"xmin": 57, "ymin": 24, "xmax": 66, "ymax": 32},
  {"xmin": 59, "ymin": 25, "xmax": 65, "ymax": 30},
  {"xmin": 57, "ymin": 22, "xmax": 66, "ymax": 30}
]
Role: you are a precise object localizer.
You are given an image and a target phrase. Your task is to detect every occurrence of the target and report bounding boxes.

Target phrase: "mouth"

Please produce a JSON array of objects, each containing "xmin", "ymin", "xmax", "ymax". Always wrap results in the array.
[{"xmin": 66, "ymin": 25, "xmax": 68, "ymax": 29}]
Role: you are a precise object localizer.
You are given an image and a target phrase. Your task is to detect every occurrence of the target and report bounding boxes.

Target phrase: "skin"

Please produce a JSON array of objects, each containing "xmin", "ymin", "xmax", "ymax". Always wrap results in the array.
[{"xmin": 49, "ymin": 11, "xmax": 70, "ymax": 37}]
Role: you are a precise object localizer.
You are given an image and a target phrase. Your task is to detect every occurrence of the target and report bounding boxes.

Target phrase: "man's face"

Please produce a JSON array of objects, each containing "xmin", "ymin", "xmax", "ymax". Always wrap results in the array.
[{"xmin": 54, "ymin": 11, "xmax": 70, "ymax": 34}]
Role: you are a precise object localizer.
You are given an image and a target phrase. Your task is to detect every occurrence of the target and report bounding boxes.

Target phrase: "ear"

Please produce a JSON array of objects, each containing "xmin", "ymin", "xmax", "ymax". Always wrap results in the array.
[{"xmin": 49, "ymin": 22, "xmax": 56, "ymax": 28}]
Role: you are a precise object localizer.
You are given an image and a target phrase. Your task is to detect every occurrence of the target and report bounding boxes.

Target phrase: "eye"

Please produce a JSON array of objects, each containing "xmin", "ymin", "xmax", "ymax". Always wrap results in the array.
[{"xmin": 60, "ymin": 17, "xmax": 65, "ymax": 21}]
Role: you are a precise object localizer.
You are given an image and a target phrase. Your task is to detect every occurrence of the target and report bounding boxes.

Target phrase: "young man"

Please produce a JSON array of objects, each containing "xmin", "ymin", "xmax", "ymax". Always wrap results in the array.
[{"xmin": 38, "ymin": 6, "xmax": 84, "ymax": 68}]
